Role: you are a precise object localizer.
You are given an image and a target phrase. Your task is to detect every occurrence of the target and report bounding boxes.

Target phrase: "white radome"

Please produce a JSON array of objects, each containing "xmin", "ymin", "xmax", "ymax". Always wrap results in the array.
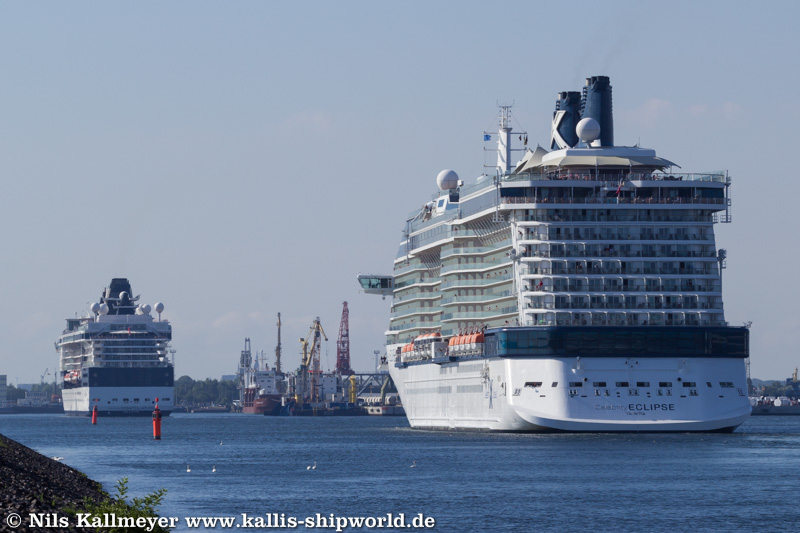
[
  {"xmin": 436, "ymin": 169, "xmax": 459, "ymax": 191},
  {"xmin": 98, "ymin": 303, "xmax": 109, "ymax": 315},
  {"xmin": 154, "ymin": 302, "xmax": 165, "ymax": 314},
  {"xmin": 576, "ymin": 117, "xmax": 601, "ymax": 144},
  {"xmin": 90, "ymin": 302, "xmax": 100, "ymax": 314}
]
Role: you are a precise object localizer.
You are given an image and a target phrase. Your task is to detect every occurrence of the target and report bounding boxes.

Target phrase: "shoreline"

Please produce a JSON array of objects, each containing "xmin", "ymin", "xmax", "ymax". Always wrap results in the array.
[{"xmin": 0, "ymin": 433, "xmax": 108, "ymax": 532}]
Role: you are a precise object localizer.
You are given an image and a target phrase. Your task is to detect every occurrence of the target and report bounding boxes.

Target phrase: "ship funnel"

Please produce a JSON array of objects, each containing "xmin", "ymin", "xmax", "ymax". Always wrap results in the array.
[
  {"xmin": 550, "ymin": 91, "xmax": 582, "ymax": 150},
  {"xmin": 581, "ymin": 76, "xmax": 613, "ymax": 147}
]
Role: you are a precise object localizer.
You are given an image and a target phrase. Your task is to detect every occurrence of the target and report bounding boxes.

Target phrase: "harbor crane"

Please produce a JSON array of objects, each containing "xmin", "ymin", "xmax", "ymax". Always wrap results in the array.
[
  {"xmin": 297, "ymin": 317, "xmax": 328, "ymax": 403},
  {"xmin": 275, "ymin": 312, "xmax": 282, "ymax": 374},
  {"xmin": 336, "ymin": 302, "xmax": 354, "ymax": 375}
]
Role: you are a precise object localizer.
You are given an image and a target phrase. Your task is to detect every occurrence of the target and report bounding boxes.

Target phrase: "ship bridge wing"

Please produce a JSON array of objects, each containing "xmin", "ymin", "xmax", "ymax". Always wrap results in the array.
[{"xmin": 358, "ymin": 274, "xmax": 393, "ymax": 298}]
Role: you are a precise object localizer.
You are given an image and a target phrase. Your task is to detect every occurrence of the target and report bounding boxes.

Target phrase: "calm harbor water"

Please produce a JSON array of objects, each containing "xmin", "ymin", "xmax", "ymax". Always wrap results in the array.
[{"xmin": 1, "ymin": 414, "xmax": 798, "ymax": 532}]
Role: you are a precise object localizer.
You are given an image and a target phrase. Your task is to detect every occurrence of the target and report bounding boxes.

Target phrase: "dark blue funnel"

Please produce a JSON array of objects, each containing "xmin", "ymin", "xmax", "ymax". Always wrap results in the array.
[
  {"xmin": 551, "ymin": 91, "xmax": 582, "ymax": 149},
  {"xmin": 581, "ymin": 76, "xmax": 614, "ymax": 147}
]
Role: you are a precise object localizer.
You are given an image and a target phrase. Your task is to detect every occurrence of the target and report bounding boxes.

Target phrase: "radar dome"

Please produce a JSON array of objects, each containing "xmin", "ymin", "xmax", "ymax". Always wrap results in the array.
[
  {"xmin": 90, "ymin": 302, "xmax": 100, "ymax": 314},
  {"xmin": 576, "ymin": 117, "xmax": 601, "ymax": 144},
  {"xmin": 99, "ymin": 303, "xmax": 109, "ymax": 315},
  {"xmin": 142, "ymin": 304, "xmax": 152, "ymax": 315},
  {"xmin": 154, "ymin": 302, "xmax": 165, "ymax": 314},
  {"xmin": 436, "ymin": 169, "xmax": 459, "ymax": 191}
]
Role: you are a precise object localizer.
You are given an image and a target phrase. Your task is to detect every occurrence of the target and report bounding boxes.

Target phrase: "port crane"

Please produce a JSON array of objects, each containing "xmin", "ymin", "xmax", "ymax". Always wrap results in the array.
[
  {"xmin": 275, "ymin": 313, "xmax": 282, "ymax": 374},
  {"xmin": 336, "ymin": 302, "xmax": 354, "ymax": 375},
  {"xmin": 297, "ymin": 317, "xmax": 327, "ymax": 403}
]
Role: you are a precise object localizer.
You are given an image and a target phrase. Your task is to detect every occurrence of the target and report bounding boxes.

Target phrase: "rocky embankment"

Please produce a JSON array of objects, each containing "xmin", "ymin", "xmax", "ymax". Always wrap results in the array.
[{"xmin": 0, "ymin": 433, "xmax": 107, "ymax": 532}]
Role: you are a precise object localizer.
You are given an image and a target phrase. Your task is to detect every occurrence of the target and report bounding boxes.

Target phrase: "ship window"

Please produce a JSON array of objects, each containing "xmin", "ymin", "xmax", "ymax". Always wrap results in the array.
[
  {"xmin": 524, "ymin": 382, "xmax": 543, "ymax": 388},
  {"xmin": 551, "ymin": 382, "xmax": 558, "ymax": 388},
  {"xmin": 437, "ymin": 199, "xmax": 445, "ymax": 208},
  {"xmin": 659, "ymin": 382, "xmax": 672, "ymax": 388},
  {"xmin": 706, "ymin": 382, "xmax": 713, "ymax": 388},
  {"xmin": 636, "ymin": 382, "xmax": 650, "ymax": 387},
  {"xmin": 616, "ymin": 381, "xmax": 629, "ymax": 387},
  {"xmin": 568, "ymin": 381, "xmax": 583, "ymax": 387},
  {"xmin": 682, "ymin": 382, "xmax": 696, "ymax": 388},
  {"xmin": 592, "ymin": 382, "xmax": 607, "ymax": 387},
  {"xmin": 719, "ymin": 382, "xmax": 734, "ymax": 388}
]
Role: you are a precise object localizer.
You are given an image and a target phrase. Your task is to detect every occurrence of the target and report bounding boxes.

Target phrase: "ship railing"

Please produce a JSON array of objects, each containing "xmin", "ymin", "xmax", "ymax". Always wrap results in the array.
[
  {"xmin": 506, "ymin": 171, "xmax": 726, "ymax": 183},
  {"xmin": 501, "ymin": 196, "xmax": 725, "ymax": 206},
  {"xmin": 529, "ymin": 285, "xmax": 721, "ymax": 294},
  {"xmin": 518, "ymin": 233, "xmax": 714, "ymax": 242},
  {"xmin": 524, "ymin": 266, "xmax": 719, "ymax": 277},
  {"xmin": 517, "ymin": 214, "xmax": 714, "ymax": 223},
  {"xmin": 522, "ymin": 251, "xmax": 717, "ymax": 260},
  {"xmin": 441, "ymin": 290, "xmax": 513, "ymax": 304},
  {"xmin": 533, "ymin": 302, "xmax": 724, "ymax": 311},
  {"xmin": 390, "ymin": 306, "xmax": 443, "ymax": 319},
  {"xmin": 441, "ymin": 241, "xmax": 512, "ymax": 259},
  {"xmin": 441, "ymin": 262, "xmax": 512, "ymax": 275},
  {"xmin": 393, "ymin": 277, "xmax": 440, "ymax": 290},
  {"xmin": 440, "ymin": 274, "xmax": 513, "ymax": 289}
]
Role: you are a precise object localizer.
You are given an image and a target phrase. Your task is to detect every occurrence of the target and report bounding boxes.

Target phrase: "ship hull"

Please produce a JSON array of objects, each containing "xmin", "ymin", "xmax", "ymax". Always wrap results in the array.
[
  {"xmin": 242, "ymin": 394, "xmax": 282, "ymax": 415},
  {"xmin": 62, "ymin": 386, "xmax": 174, "ymax": 416},
  {"xmin": 390, "ymin": 354, "xmax": 751, "ymax": 432}
]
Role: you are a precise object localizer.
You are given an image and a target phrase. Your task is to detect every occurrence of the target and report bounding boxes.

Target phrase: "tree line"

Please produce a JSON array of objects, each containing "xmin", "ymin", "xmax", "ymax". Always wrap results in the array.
[
  {"xmin": 3, "ymin": 377, "xmax": 239, "ymax": 407},
  {"xmin": 174, "ymin": 375, "xmax": 239, "ymax": 406}
]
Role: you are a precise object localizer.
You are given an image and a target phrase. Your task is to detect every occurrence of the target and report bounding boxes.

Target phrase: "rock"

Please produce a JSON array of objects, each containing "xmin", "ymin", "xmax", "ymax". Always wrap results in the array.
[{"xmin": 0, "ymin": 433, "xmax": 108, "ymax": 532}]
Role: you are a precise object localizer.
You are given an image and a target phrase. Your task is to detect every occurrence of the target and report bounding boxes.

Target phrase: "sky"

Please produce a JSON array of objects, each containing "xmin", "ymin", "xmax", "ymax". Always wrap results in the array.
[{"xmin": 0, "ymin": 1, "xmax": 798, "ymax": 384}]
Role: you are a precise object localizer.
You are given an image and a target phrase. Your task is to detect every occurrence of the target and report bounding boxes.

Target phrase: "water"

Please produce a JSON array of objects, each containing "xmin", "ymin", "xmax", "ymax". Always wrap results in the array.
[{"xmin": 1, "ymin": 414, "xmax": 798, "ymax": 532}]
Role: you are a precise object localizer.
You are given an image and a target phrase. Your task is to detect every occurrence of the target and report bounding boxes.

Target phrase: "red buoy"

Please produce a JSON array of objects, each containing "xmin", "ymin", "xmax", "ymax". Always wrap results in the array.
[
  {"xmin": 91, "ymin": 404, "xmax": 98, "ymax": 425},
  {"xmin": 152, "ymin": 398, "xmax": 162, "ymax": 440}
]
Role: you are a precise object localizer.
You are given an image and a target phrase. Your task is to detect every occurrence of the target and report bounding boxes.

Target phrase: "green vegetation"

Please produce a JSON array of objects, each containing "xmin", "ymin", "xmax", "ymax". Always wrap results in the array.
[
  {"xmin": 752, "ymin": 380, "xmax": 798, "ymax": 398},
  {"xmin": 6, "ymin": 382, "xmax": 61, "ymax": 402},
  {"xmin": 174, "ymin": 376, "xmax": 238, "ymax": 407},
  {"xmin": 82, "ymin": 477, "xmax": 170, "ymax": 533}
]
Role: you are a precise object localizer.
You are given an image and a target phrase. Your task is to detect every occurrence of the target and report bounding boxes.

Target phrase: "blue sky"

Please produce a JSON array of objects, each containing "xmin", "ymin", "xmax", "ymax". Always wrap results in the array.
[{"xmin": 1, "ymin": 1, "xmax": 798, "ymax": 383}]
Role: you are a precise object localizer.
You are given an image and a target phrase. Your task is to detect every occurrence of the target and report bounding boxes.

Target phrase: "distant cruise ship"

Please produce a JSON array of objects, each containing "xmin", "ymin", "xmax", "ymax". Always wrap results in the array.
[
  {"xmin": 360, "ymin": 76, "xmax": 750, "ymax": 432},
  {"xmin": 56, "ymin": 278, "xmax": 174, "ymax": 416}
]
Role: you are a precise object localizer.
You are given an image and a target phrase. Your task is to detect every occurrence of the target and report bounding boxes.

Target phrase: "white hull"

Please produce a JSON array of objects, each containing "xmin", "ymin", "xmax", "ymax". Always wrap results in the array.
[
  {"xmin": 389, "ymin": 353, "xmax": 751, "ymax": 432},
  {"xmin": 62, "ymin": 386, "xmax": 174, "ymax": 416}
]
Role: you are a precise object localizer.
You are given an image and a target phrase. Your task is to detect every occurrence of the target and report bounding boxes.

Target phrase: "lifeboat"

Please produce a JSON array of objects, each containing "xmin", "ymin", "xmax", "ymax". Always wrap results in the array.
[{"xmin": 475, "ymin": 332, "xmax": 485, "ymax": 353}]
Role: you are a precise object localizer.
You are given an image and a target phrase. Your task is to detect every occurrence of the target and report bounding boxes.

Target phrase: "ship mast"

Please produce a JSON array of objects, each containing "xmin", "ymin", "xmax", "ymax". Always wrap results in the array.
[
  {"xmin": 496, "ymin": 103, "xmax": 512, "ymax": 174},
  {"xmin": 275, "ymin": 312, "xmax": 282, "ymax": 374}
]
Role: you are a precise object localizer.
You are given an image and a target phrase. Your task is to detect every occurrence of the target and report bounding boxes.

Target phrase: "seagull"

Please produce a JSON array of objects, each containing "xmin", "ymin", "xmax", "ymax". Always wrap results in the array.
[
  {"xmin": 186, "ymin": 464, "xmax": 191, "ymax": 473},
  {"xmin": 212, "ymin": 465, "xmax": 216, "ymax": 473},
  {"xmin": 51, "ymin": 456, "xmax": 64, "ymax": 462},
  {"xmin": 220, "ymin": 441, "xmax": 223, "ymax": 445},
  {"xmin": 410, "ymin": 460, "xmax": 416, "ymax": 468},
  {"xmin": 307, "ymin": 461, "xmax": 316, "ymax": 470}
]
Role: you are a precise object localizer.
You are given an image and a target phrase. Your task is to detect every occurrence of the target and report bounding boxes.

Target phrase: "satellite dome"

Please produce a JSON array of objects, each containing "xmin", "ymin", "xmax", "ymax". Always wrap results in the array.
[
  {"xmin": 576, "ymin": 117, "xmax": 601, "ymax": 144},
  {"xmin": 154, "ymin": 302, "xmax": 165, "ymax": 314},
  {"xmin": 436, "ymin": 169, "xmax": 459, "ymax": 191},
  {"xmin": 142, "ymin": 304, "xmax": 152, "ymax": 315},
  {"xmin": 90, "ymin": 302, "xmax": 100, "ymax": 314},
  {"xmin": 98, "ymin": 303, "xmax": 109, "ymax": 315}
]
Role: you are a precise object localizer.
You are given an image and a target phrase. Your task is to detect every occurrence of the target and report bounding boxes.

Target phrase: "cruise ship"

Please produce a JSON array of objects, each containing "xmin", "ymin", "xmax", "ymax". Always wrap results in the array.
[
  {"xmin": 56, "ymin": 278, "xmax": 174, "ymax": 416},
  {"xmin": 359, "ymin": 76, "xmax": 750, "ymax": 432}
]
